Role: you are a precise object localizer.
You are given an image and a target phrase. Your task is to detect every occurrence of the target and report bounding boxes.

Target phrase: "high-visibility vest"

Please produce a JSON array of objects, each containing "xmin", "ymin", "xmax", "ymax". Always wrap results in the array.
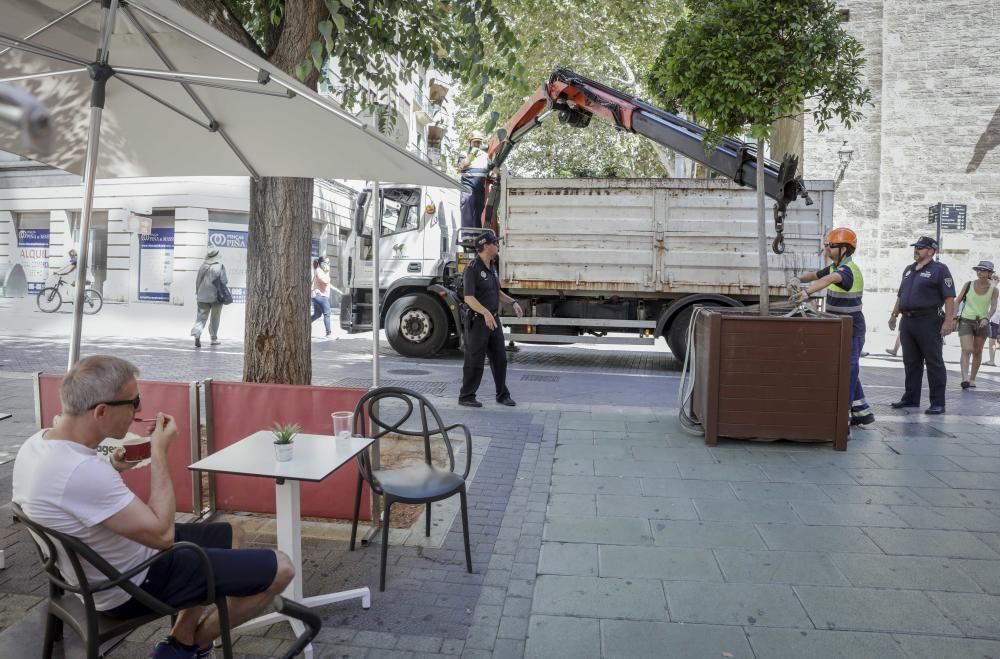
[
  {"xmin": 460, "ymin": 147, "xmax": 489, "ymax": 174},
  {"xmin": 826, "ymin": 257, "xmax": 863, "ymax": 314}
]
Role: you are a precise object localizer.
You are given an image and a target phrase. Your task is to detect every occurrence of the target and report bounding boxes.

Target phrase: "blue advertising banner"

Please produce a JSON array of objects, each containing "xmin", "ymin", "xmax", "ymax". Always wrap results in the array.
[
  {"xmin": 17, "ymin": 228, "xmax": 50, "ymax": 293},
  {"xmin": 138, "ymin": 228, "xmax": 174, "ymax": 302},
  {"xmin": 208, "ymin": 228, "xmax": 247, "ymax": 303}
]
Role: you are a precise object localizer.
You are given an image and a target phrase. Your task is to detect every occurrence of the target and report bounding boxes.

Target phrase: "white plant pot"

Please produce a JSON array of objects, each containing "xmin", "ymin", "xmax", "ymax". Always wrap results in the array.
[{"xmin": 274, "ymin": 443, "xmax": 294, "ymax": 462}]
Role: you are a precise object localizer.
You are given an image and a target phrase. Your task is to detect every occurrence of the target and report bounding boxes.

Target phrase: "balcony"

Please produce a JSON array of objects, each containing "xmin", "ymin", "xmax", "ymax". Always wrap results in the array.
[
  {"xmin": 428, "ymin": 77, "xmax": 450, "ymax": 103},
  {"xmin": 413, "ymin": 93, "xmax": 444, "ymax": 127},
  {"xmin": 426, "ymin": 124, "xmax": 447, "ymax": 149}
]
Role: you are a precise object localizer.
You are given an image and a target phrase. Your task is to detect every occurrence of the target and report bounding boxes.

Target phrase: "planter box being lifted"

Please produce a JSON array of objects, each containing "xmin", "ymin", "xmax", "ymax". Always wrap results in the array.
[{"xmin": 690, "ymin": 306, "xmax": 851, "ymax": 450}]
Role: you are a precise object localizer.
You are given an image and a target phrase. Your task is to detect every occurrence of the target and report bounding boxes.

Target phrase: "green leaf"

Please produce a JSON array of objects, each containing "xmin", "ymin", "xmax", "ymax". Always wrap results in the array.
[
  {"xmin": 341, "ymin": 0, "xmax": 354, "ymax": 8},
  {"xmin": 333, "ymin": 12, "xmax": 346, "ymax": 33},
  {"xmin": 325, "ymin": 0, "xmax": 341, "ymax": 14},
  {"xmin": 309, "ymin": 40, "xmax": 324, "ymax": 71},
  {"xmin": 318, "ymin": 20, "xmax": 333, "ymax": 40},
  {"xmin": 295, "ymin": 59, "xmax": 312, "ymax": 82}
]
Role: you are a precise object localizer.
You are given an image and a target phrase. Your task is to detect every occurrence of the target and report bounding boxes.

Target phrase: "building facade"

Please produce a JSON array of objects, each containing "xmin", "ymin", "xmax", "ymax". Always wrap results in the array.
[{"xmin": 803, "ymin": 0, "xmax": 1000, "ymax": 292}]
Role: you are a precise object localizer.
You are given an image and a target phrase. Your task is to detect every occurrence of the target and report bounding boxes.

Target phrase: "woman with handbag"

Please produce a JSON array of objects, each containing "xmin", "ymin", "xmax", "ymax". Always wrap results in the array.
[
  {"xmin": 955, "ymin": 260, "xmax": 998, "ymax": 388},
  {"xmin": 190, "ymin": 248, "xmax": 229, "ymax": 348}
]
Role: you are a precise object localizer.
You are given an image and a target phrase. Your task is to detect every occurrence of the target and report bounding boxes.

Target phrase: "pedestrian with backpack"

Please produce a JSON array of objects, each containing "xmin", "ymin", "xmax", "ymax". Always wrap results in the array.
[{"xmin": 190, "ymin": 248, "xmax": 229, "ymax": 348}]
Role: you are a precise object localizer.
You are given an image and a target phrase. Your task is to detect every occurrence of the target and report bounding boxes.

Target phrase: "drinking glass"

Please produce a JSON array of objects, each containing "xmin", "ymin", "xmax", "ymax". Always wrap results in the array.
[{"xmin": 332, "ymin": 411, "xmax": 353, "ymax": 444}]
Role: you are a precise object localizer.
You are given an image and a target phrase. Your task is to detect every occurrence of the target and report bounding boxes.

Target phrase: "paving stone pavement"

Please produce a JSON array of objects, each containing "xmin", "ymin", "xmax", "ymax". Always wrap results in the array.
[{"xmin": 2, "ymin": 333, "xmax": 1000, "ymax": 657}]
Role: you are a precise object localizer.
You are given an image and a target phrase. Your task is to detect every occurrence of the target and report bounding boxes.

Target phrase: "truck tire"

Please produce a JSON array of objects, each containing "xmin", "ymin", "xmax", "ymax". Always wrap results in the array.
[
  {"xmin": 665, "ymin": 307, "xmax": 693, "ymax": 362},
  {"xmin": 385, "ymin": 293, "xmax": 449, "ymax": 358},
  {"xmin": 665, "ymin": 303, "xmax": 724, "ymax": 362}
]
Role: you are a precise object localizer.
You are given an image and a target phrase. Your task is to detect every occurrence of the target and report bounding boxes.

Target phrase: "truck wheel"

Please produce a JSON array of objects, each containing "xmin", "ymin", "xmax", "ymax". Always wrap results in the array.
[
  {"xmin": 665, "ymin": 303, "xmax": 725, "ymax": 362},
  {"xmin": 665, "ymin": 307, "xmax": 694, "ymax": 362},
  {"xmin": 386, "ymin": 293, "xmax": 448, "ymax": 358}
]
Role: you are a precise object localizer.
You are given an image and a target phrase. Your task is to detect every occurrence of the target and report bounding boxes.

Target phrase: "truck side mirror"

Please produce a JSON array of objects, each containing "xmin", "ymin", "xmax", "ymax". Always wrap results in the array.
[{"xmin": 354, "ymin": 190, "xmax": 370, "ymax": 234}]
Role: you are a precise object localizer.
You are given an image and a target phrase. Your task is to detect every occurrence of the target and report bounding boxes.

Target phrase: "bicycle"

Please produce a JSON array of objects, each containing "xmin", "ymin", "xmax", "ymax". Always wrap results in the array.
[{"xmin": 36, "ymin": 275, "xmax": 103, "ymax": 314}]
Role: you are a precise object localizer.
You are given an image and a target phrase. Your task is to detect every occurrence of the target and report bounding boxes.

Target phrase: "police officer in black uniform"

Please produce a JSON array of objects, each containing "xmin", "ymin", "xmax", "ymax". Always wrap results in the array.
[
  {"xmin": 459, "ymin": 232, "xmax": 523, "ymax": 407},
  {"xmin": 888, "ymin": 236, "xmax": 957, "ymax": 414}
]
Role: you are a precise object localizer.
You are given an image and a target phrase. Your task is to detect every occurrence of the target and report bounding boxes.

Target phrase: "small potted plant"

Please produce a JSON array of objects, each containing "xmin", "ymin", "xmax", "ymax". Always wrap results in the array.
[{"xmin": 271, "ymin": 422, "xmax": 299, "ymax": 462}]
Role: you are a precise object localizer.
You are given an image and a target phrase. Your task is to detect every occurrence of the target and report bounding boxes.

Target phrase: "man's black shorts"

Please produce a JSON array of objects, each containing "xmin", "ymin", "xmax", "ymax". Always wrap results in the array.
[{"xmin": 105, "ymin": 523, "xmax": 277, "ymax": 618}]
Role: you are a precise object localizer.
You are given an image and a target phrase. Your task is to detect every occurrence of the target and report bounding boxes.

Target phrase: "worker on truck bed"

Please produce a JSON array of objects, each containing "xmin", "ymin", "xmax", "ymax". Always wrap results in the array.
[
  {"xmin": 458, "ymin": 130, "xmax": 490, "ymax": 228},
  {"xmin": 459, "ymin": 232, "xmax": 523, "ymax": 408},
  {"xmin": 790, "ymin": 227, "xmax": 875, "ymax": 427}
]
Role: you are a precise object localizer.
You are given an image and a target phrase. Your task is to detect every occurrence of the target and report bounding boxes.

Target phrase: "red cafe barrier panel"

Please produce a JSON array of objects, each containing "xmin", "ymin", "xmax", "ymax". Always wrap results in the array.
[
  {"xmin": 36, "ymin": 374, "xmax": 198, "ymax": 513},
  {"xmin": 206, "ymin": 380, "xmax": 371, "ymax": 520}
]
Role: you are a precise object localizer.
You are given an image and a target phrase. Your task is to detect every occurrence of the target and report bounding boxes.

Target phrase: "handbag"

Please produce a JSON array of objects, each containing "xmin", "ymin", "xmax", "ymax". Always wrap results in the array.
[{"xmin": 214, "ymin": 266, "xmax": 233, "ymax": 305}]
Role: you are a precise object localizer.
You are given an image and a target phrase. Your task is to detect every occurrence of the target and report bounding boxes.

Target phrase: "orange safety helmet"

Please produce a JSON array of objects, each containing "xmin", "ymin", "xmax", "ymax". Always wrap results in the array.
[{"xmin": 825, "ymin": 227, "xmax": 857, "ymax": 250}]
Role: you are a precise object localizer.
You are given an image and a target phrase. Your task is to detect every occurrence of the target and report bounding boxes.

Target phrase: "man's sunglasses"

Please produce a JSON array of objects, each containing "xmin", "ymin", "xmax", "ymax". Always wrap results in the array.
[{"xmin": 88, "ymin": 394, "xmax": 141, "ymax": 411}]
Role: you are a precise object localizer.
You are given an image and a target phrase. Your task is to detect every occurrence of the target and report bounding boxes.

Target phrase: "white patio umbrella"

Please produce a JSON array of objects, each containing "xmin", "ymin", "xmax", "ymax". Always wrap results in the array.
[{"xmin": 0, "ymin": 0, "xmax": 457, "ymax": 370}]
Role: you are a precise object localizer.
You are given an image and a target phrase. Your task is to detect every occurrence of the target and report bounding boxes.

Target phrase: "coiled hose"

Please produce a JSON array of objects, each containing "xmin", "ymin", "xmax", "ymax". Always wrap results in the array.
[{"xmin": 675, "ymin": 300, "xmax": 821, "ymax": 436}]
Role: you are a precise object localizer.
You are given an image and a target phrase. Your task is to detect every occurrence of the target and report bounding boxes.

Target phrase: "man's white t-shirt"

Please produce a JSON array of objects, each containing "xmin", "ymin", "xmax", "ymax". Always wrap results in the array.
[{"xmin": 12, "ymin": 430, "xmax": 157, "ymax": 610}]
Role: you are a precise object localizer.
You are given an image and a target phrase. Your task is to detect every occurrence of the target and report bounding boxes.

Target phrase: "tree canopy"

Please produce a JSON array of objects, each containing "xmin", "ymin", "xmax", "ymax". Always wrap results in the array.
[
  {"xmin": 455, "ymin": 0, "xmax": 684, "ymax": 178},
  {"xmin": 221, "ymin": 0, "xmax": 519, "ymax": 104},
  {"xmin": 646, "ymin": 0, "xmax": 871, "ymax": 144}
]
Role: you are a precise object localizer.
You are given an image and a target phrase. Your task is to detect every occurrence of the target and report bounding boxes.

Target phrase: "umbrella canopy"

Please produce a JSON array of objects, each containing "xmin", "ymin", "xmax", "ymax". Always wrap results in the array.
[
  {"xmin": 0, "ymin": 0, "xmax": 457, "ymax": 368},
  {"xmin": 0, "ymin": 0, "xmax": 458, "ymax": 186}
]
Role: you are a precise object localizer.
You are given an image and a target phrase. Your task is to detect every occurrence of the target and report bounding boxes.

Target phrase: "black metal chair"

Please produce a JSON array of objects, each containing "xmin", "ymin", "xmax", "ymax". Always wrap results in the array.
[
  {"xmin": 12, "ymin": 503, "xmax": 234, "ymax": 659},
  {"xmin": 349, "ymin": 386, "xmax": 473, "ymax": 591}
]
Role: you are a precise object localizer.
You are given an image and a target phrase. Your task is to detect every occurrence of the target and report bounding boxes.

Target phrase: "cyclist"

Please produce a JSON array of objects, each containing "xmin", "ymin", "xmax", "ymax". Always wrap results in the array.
[{"xmin": 54, "ymin": 248, "xmax": 77, "ymax": 277}]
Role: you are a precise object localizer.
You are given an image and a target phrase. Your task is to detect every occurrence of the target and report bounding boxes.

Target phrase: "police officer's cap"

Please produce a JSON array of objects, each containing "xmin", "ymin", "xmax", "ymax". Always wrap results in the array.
[
  {"xmin": 474, "ymin": 232, "xmax": 502, "ymax": 249},
  {"xmin": 910, "ymin": 236, "xmax": 938, "ymax": 250}
]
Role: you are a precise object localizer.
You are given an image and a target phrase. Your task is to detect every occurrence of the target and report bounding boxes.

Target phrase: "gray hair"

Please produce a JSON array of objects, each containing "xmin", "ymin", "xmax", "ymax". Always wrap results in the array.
[{"xmin": 60, "ymin": 355, "xmax": 140, "ymax": 415}]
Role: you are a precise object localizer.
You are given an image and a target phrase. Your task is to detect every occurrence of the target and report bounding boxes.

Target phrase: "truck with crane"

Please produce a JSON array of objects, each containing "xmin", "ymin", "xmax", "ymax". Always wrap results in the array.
[{"xmin": 339, "ymin": 68, "xmax": 832, "ymax": 361}]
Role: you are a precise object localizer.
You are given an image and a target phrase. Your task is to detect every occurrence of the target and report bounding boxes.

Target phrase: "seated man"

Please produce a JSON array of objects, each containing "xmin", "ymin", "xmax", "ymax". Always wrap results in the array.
[{"xmin": 12, "ymin": 355, "xmax": 293, "ymax": 659}]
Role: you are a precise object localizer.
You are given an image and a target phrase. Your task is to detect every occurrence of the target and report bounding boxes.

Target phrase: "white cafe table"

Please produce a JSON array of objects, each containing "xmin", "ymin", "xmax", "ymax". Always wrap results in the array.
[{"xmin": 189, "ymin": 431, "xmax": 374, "ymax": 653}]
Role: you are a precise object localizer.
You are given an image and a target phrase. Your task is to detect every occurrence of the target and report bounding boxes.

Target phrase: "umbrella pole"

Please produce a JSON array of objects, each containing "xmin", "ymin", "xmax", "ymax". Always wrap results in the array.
[
  {"xmin": 363, "ymin": 180, "xmax": 383, "ymax": 544},
  {"xmin": 68, "ymin": 1, "xmax": 118, "ymax": 369},
  {"xmin": 371, "ymin": 180, "xmax": 381, "ymax": 389}
]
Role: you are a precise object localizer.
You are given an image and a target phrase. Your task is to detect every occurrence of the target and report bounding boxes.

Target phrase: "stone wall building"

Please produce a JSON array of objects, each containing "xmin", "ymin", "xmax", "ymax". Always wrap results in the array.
[{"xmin": 803, "ymin": 0, "xmax": 1000, "ymax": 294}]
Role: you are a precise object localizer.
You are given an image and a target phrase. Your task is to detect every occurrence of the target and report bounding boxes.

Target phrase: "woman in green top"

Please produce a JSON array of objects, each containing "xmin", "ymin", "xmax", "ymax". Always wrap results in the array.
[{"xmin": 955, "ymin": 260, "xmax": 999, "ymax": 389}]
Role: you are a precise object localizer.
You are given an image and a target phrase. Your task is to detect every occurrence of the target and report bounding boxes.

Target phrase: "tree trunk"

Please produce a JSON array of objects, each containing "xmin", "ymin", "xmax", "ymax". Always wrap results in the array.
[
  {"xmin": 243, "ymin": 176, "xmax": 314, "ymax": 384},
  {"xmin": 757, "ymin": 138, "xmax": 770, "ymax": 314},
  {"xmin": 179, "ymin": 0, "xmax": 325, "ymax": 384},
  {"xmin": 239, "ymin": 3, "xmax": 323, "ymax": 384},
  {"xmin": 771, "ymin": 112, "xmax": 804, "ymax": 169}
]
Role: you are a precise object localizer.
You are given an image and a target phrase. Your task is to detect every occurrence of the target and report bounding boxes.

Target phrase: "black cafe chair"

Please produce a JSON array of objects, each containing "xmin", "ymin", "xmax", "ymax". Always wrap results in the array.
[
  {"xmin": 12, "ymin": 503, "xmax": 234, "ymax": 659},
  {"xmin": 349, "ymin": 386, "xmax": 473, "ymax": 591}
]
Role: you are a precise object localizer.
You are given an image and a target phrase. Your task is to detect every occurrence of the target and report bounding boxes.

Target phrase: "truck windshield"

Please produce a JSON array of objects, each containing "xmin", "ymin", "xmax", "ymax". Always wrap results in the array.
[
  {"xmin": 381, "ymin": 198, "xmax": 418, "ymax": 236},
  {"xmin": 356, "ymin": 188, "xmax": 421, "ymax": 237}
]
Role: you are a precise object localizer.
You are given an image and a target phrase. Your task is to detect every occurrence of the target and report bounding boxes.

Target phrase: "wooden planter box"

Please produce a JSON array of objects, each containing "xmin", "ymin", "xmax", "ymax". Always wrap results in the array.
[{"xmin": 690, "ymin": 307, "xmax": 851, "ymax": 450}]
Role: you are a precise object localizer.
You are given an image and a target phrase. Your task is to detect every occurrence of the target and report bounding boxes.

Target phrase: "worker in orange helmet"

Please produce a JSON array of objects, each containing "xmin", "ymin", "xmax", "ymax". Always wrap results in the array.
[{"xmin": 789, "ymin": 227, "xmax": 875, "ymax": 426}]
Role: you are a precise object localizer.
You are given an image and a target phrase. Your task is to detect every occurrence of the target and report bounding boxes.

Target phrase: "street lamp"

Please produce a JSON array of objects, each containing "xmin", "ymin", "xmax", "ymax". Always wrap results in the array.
[{"xmin": 834, "ymin": 139, "xmax": 854, "ymax": 189}]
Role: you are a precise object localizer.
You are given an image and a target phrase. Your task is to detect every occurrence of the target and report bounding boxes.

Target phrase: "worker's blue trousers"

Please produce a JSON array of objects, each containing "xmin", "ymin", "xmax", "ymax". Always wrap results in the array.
[{"xmin": 850, "ymin": 333, "xmax": 872, "ymax": 420}]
